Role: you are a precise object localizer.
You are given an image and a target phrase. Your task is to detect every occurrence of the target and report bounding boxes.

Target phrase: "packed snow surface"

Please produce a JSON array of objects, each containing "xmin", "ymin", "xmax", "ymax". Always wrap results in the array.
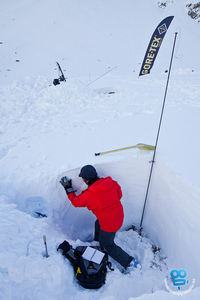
[{"xmin": 0, "ymin": 0, "xmax": 200, "ymax": 299}]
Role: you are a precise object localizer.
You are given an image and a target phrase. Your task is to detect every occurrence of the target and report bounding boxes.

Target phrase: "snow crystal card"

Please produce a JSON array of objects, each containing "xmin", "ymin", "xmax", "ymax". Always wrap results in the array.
[{"xmin": 82, "ymin": 247, "xmax": 105, "ymax": 264}]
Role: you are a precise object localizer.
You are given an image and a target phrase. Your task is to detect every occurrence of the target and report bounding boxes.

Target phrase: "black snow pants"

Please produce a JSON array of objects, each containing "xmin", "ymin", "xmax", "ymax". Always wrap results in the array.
[{"xmin": 94, "ymin": 219, "xmax": 133, "ymax": 268}]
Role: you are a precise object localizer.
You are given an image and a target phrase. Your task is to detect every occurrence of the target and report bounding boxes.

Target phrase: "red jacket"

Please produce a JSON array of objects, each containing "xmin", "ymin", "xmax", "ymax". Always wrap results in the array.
[{"xmin": 68, "ymin": 176, "xmax": 124, "ymax": 232}]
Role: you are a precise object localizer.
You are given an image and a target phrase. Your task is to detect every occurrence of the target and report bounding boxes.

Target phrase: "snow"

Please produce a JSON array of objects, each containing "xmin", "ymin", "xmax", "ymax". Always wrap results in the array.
[{"xmin": 0, "ymin": 0, "xmax": 200, "ymax": 299}]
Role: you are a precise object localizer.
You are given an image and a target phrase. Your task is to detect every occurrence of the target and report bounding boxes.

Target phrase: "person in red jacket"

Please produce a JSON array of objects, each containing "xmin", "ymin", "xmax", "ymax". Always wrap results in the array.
[{"xmin": 60, "ymin": 165, "xmax": 139, "ymax": 270}]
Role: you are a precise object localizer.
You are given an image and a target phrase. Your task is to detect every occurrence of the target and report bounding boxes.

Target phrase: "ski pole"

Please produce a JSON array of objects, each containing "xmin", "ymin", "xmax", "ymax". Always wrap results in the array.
[
  {"xmin": 43, "ymin": 235, "xmax": 49, "ymax": 258},
  {"xmin": 95, "ymin": 143, "xmax": 155, "ymax": 156}
]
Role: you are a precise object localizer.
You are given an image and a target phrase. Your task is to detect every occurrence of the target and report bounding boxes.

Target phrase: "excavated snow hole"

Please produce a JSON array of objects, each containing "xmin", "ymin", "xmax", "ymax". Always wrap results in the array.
[{"xmin": 13, "ymin": 154, "xmax": 199, "ymax": 294}]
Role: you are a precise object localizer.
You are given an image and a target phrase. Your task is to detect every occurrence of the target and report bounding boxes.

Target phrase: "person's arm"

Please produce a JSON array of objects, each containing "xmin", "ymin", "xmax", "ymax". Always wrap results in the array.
[
  {"xmin": 60, "ymin": 176, "xmax": 92, "ymax": 208},
  {"xmin": 68, "ymin": 190, "xmax": 89, "ymax": 207},
  {"xmin": 115, "ymin": 181, "xmax": 123, "ymax": 199}
]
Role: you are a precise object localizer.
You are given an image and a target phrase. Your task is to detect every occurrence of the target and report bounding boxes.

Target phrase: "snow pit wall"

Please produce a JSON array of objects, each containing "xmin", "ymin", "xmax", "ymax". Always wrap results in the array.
[
  {"xmin": 55, "ymin": 154, "xmax": 200, "ymax": 286},
  {"xmin": 141, "ymin": 157, "xmax": 200, "ymax": 286}
]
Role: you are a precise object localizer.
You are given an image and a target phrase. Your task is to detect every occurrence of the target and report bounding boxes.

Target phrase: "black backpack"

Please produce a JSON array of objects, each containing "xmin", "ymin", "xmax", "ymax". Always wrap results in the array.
[{"xmin": 57, "ymin": 241, "xmax": 113, "ymax": 289}]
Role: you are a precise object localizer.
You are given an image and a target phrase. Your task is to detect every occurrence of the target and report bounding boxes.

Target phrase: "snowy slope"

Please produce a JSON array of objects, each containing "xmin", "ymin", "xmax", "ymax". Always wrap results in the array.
[{"xmin": 0, "ymin": 1, "xmax": 200, "ymax": 299}]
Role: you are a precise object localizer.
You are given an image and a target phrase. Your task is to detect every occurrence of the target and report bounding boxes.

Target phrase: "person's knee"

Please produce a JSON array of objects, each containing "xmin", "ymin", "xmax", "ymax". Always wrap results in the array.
[
  {"xmin": 99, "ymin": 237, "xmax": 113, "ymax": 252},
  {"xmin": 99, "ymin": 230, "xmax": 116, "ymax": 252}
]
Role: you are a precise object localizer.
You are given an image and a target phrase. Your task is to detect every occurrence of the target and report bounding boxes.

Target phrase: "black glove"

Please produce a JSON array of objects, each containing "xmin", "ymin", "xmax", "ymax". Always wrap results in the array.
[
  {"xmin": 57, "ymin": 240, "xmax": 71, "ymax": 253},
  {"xmin": 57, "ymin": 240, "xmax": 78, "ymax": 263},
  {"xmin": 60, "ymin": 176, "xmax": 75, "ymax": 195}
]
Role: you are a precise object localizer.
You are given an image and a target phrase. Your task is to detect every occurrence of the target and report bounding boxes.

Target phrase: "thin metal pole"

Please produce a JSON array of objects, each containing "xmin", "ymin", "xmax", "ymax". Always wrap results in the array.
[
  {"xmin": 140, "ymin": 32, "xmax": 178, "ymax": 230},
  {"xmin": 87, "ymin": 66, "xmax": 117, "ymax": 86}
]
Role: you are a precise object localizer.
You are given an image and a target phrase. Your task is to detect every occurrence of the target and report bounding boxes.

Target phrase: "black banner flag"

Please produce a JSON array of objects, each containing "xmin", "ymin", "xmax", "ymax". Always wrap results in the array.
[{"xmin": 139, "ymin": 16, "xmax": 174, "ymax": 76}]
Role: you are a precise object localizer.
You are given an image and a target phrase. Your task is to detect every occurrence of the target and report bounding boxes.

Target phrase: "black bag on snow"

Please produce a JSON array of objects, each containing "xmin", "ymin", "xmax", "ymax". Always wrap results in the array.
[{"xmin": 57, "ymin": 240, "xmax": 113, "ymax": 289}]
